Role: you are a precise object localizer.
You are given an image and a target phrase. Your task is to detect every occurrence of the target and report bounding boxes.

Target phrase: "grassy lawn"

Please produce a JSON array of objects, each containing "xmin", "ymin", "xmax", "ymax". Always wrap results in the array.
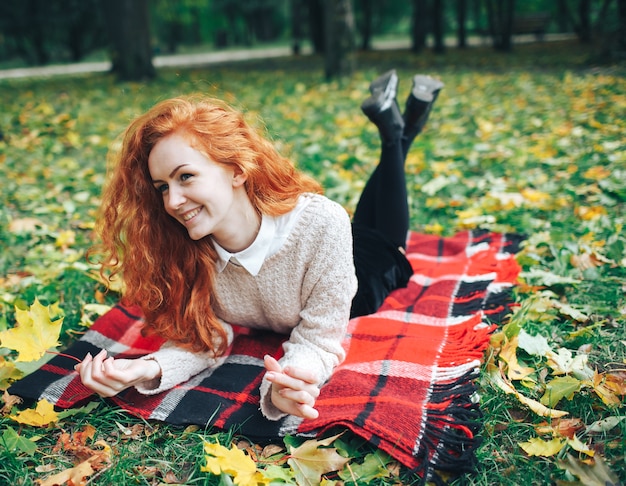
[{"xmin": 0, "ymin": 40, "xmax": 625, "ymax": 484}]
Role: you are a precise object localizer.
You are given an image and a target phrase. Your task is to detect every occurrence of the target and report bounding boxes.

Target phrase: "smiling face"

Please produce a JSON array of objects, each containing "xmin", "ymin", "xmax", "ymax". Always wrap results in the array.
[{"xmin": 148, "ymin": 131, "xmax": 255, "ymax": 249}]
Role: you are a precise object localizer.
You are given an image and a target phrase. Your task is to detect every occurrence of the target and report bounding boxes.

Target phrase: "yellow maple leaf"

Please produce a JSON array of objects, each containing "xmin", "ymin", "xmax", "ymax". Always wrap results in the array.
[
  {"xmin": 0, "ymin": 357, "xmax": 24, "ymax": 390},
  {"xmin": 488, "ymin": 363, "xmax": 568, "ymax": 418},
  {"xmin": 201, "ymin": 441, "xmax": 269, "ymax": 486},
  {"xmin": 588, "ymin": 371, "xmax": 622, "ymax": 407},
  {"xmin": 0, "ymin": 299, "xmax": 64, "ymax": 362},
  {"xmin": 499, "ymin": 335, "xmax": 536, "ymax": 382},
  {"xmin": 519, "ymin": 436, "xmax": 566, "ymax": 457},
  {"xmin": 583, "ymin": 166, "xmax": 611, "ymax": 180},
  {"xmin": 55, "ymin": 229, "xmax": 76, "ymax": 250},
  {"xmin": 10, "ymin": 399, "xmax": 58, "ymax": 427},
  {"xmin": 288, "ymin": 433, "xmax": 349, "ymax": 486},
  {"xmin": 575, "ymin": 205, "xmax": 607, "ymax": 221},
  {"xmin": 521, "ymin": 188, "xmax": 552, "ymax": 208}
]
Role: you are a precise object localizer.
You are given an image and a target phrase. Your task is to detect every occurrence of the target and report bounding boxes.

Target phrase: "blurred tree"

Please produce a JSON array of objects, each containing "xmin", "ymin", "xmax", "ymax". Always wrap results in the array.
[
  {"xmin": 65, "ymin": 0, "xmax": 107, "ymax": 61},
  {"xmin": 308, "ymin": 0, "xmax": 326, "ymax": 53},
  {"xmin": 0, "ymin": 0, "xmax": 105, "ymax": 65},
  {"xmin": 212, "ymin": 0, "xmax": 286, "ymax": 47},
  {"xmin": 291, "ymin": 0, "xmax": 306, "ymax": 54},
  {"xmin": 432, "ymin": 0, "xmax": 446, "ymax": 53},
  {"xmin": 100, "ymin": 0, "xmax": 155, "ymax": 81},
  {"xmin": 485, "ymin": 0, "xmax": 516, "ymax": 51},
  {"xmin": 323, "ymin": 0, "xmax": 356, "ymax": 80},
  {"xmin": 457, "ymin": 0, "xmax": 468, "ymax": 47},
  {"xmin": 357, "ymin": 0, "xmax": 374, "ymax": 50},
  {"xmin": 410, "ymin": 0, "xmax": 430, "ymax": 53},
  {"xmin": 153, "ymin": 0, "xmax": 190, "ymax": 53},
  {"xmin": 616, "ymin": 0, "xmax": 626, "ymax": 54},
  {"xmin": 556, "ymin": 0, "xmax": 616, "ymax": 43}
]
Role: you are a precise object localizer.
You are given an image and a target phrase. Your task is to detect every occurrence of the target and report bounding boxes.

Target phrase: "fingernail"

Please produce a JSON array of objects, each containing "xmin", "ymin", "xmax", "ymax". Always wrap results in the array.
[{"xmin": 266, "ymin": 372, "xmax": 275, "ymax": 380}]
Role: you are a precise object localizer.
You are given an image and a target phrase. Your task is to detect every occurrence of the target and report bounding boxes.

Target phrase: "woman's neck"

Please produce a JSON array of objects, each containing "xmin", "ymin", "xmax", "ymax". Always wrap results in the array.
[{"xmin": 212, "ymin": 192, "xmax": 261, "ymax": 253}]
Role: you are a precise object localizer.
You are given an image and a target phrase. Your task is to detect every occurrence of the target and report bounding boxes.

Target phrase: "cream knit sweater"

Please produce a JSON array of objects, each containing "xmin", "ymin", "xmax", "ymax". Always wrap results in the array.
[{"xmin": 135, "ymin": 194, "xmax": 358, "ymax": 420}]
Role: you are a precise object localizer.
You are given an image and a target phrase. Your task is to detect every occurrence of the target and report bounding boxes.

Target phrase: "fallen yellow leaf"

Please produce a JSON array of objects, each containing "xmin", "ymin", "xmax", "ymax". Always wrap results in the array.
[
  {"xmin": 288, "ymin": 433, "xmax": 349, "ymax": 486},
  {"xmin": 10, "ymin": 399, "xmax": 58, "ymax": 427},
  {"xmin": 0, "ymin": 299, "xmax": 64, "ymax": 362},
  {"xmin": 519, "ymin": 436, "xmax": 565, "ymax": 457},
  {"xmin": 488, "ymin": 364, "xmax": 568, "ymax": 418},
  {"xmin": 201, "ymin": 441, "xmax": 269, "ymax": 486}
]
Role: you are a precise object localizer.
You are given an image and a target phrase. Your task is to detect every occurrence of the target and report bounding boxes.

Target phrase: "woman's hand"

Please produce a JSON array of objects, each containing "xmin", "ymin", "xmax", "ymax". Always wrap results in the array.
[
  {"xmin": 75, "ymin": 349, "xmax": 162, "ymax": 397},
  {"xmin": 263, "ymin": 355, "xmax": 320, "ymax": 420}
]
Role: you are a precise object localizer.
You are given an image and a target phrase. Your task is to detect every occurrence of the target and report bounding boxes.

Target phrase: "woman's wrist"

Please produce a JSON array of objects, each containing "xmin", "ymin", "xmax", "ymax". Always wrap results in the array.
[{"xmin": 142, "ymin": 357, "xmax": 163, "ymax": 383}]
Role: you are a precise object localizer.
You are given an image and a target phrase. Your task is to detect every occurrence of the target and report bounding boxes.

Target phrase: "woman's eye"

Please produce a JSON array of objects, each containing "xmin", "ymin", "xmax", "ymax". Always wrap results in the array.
[
  {"xmin": 181, "ymin": 173, "xmax": 193, "ymax": 182},
  {"xmin": 156, "ymin": 184, "xmax": 168, "ymax": 193}
]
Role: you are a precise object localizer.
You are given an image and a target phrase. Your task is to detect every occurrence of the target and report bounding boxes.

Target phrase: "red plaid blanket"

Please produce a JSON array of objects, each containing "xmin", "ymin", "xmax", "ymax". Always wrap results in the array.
[{"xmin": 9, "ymin": 229, "xmax": 522, "ymax": 482}]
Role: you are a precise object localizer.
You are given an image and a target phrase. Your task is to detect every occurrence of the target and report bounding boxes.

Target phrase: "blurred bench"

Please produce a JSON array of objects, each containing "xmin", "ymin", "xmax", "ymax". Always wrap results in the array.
[
  {"xmin": 478, "ymin": 12, "xmax": 552, "ymax": 41},
  {"xmin": 512, "ymin": 12, "xmax": 551, "ymax": 39}
]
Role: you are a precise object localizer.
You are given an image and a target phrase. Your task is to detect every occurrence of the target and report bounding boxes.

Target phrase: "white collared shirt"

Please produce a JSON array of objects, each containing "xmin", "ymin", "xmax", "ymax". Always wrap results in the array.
[{"xmin": 212, "ymin": 196, "xmax": 312, "ymax": 276}]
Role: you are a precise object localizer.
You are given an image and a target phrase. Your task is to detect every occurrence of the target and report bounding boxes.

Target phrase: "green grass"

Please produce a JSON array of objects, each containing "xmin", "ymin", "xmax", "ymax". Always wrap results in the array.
[{"xmin": 0, "ymin": 40, "xmax": 625, "ymax": 484}]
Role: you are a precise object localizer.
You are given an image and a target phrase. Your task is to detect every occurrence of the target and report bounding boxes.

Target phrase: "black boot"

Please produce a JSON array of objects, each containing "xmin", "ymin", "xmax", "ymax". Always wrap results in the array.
[
  {"xmin": 361, "ymin": 71, "xmax": 404, "ymax": 145},
  {"xmin": 403, "ymin": 75, "xmax": 444, "ymax": 142},
  {"xmin": 368, "ymin": 69, "xmax": 397, "ymax": 94}
]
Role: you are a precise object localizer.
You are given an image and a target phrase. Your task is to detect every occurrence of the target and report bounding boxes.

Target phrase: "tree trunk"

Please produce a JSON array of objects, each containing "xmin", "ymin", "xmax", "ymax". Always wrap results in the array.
[
  {"xmin": 323, "ymin": 0, "xmax": 356, "ymax": 81},
  {"xmin": 556, "ymin": 0, "xmax": 571, "ymax": 32},
  {"xmin": 432, "ymin": 0, "xmax": 445, "ymax": 53},
  {"xmin": 486, "ymin": 0, "xmax": 515, "ymax": 52},
  {"xmin": 457, "ymin": 0, "xmax": 468, "ymax": 48},
  {"xmin": 619, "ymin": 0, "xmax": 626, "ymax": 55},
  {"xmin": 100, "ymin": 0, "xmax": 155, "ymax": 81},
  {"xmin": 410, "ymin": 0, "xmax": 429, "ymax": 53},
  {"xmin": 359, "ymin": 0, "xmax": 374, "ymax": 50},
  {"xmin": 291, "ymin": 0, "xmax": 304, "ymax": 54},
  {"xmin": 577, "ymin": 0, "xmax": 592, "ymax": 42},
  {"xmin": 308, "ymin": 0, "xmax": 326, "ymax": 53},
  {"xmin": 594, "ymin": 0, "xmax": 613, "ymax": 33}
]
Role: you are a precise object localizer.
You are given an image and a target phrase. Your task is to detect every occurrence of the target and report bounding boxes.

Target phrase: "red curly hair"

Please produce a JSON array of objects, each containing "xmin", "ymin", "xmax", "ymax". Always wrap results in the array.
[{"xmin": 90, "ymin": 96, "xmax": 323, "ymax": 355}]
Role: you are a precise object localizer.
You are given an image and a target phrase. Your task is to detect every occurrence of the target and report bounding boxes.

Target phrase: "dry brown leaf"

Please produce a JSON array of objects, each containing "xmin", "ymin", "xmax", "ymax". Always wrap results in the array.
[
  {"xmin": 164, "ymin": 471, "xmax": 183, "ymax": 484},
  {"xmin": 535, "ymin": 418, "xmax": 584, "ymax": 439},
  {"xmin": 53, "ymin": 425, "xmax": 98, "ymax": 462},
  {"xmin": 261, "ymin": 443, "xmax": 285, "ymax": 459},
  {"xmin": 37, "ymin": 440, "xmax": 110, "ymax": 486},
  {"xmin": 1, "ymin": 391, "xmax": 23, "ymax": 415},
  {"xmin": 34, "ymin": 464, "xmax": 57, "ymax": 474},
  {"xmin": 604, "ymin": 371, "xmax": 626, "ymax": 396}
]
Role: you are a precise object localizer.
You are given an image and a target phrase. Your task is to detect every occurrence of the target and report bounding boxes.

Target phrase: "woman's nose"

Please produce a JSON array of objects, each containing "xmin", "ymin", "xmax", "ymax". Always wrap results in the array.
[{"xmin": 165, "ymin": 187, "xmax": 186, "ymax": 212}]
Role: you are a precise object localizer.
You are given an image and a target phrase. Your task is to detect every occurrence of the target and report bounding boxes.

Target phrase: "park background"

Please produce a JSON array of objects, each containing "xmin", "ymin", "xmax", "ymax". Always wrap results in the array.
[{"xmin": 0, "ymin": 1, "xmax": 625, "ymax": 485}]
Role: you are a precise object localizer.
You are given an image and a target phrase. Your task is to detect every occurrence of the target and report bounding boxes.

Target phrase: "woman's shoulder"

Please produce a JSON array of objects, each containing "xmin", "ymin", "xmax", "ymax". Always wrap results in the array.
[
  {"xmin": 279, "ymin": 193, "xmax": 351, "ymax": 246},
  {"xmin": 300, "ymin": 193, "xmax": 350, "ymax": 222}
]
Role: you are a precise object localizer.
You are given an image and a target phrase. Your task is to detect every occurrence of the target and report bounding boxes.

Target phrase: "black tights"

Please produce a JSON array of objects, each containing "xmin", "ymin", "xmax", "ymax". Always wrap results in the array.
[{"xmin": 352, "ymin": 136, "xmax": 411, "ymax": 250}]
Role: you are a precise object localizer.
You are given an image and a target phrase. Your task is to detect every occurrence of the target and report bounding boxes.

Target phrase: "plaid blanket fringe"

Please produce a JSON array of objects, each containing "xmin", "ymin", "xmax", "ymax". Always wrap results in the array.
[{"xmin": 8, "ymin": 229, "xmax": 523, "ymax": 483}]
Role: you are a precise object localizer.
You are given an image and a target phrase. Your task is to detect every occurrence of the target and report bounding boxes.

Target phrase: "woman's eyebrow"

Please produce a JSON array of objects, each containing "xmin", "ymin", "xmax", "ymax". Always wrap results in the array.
[{"xmin": 152, "ymin": 164, "xmax": 189, "ymax": 183}]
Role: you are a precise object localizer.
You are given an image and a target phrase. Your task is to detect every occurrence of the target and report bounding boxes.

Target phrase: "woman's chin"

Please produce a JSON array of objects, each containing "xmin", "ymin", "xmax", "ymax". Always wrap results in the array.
[{"xmin": 186, "ymin": 226, "xmax": 211, "ymax": 241}]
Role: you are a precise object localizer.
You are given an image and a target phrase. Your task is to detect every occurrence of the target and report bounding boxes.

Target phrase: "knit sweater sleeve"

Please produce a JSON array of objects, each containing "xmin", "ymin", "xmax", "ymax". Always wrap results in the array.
[
  {"xmin": 259, "ymin": 197, "xmax": 357, "ymax": 420},
  {"xmin": 133, "ymin": 322, "xmax": 234, "ymax": 395}
]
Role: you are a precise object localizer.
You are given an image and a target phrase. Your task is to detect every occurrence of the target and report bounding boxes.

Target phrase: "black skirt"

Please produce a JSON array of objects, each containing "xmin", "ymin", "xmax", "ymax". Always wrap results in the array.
[{"xmin": 350, "ymin": 224, "xmax": 413, "ymax": 318}]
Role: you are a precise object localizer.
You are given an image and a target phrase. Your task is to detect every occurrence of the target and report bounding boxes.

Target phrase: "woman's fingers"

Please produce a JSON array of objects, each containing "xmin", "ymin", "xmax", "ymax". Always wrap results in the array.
[
  {"xmin": 264, "ymin": 359, "xmax": 321, "ymax": 419},
  {"xmin": 267, "ymin": 366, "xmax": 319, "ymax": 394},
  {"xmin": 263, "ymin": 354, "xmax": 282, "ymax": 373},
  {"xmin": 76, "ymin": 350, "xmax": 130, "ymax": 397}
]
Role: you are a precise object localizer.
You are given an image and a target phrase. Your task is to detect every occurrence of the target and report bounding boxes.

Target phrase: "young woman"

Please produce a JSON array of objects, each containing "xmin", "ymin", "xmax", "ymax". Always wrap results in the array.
[{"xmin": 76, "ymin": 70, "xmax": 444, "ymax": 421}]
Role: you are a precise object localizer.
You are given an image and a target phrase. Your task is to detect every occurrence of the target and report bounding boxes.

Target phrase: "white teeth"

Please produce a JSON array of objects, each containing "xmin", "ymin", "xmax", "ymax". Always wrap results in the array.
[{"xmin": 182, "ymin": 208, "xmax": 201, "ymax": 221}]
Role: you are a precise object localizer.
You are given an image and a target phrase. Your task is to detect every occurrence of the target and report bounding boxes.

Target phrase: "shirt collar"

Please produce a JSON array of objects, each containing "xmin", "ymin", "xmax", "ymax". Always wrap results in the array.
[{"xmin": 212, "ymin": 214, "xmax": 276, "ymax": 276}]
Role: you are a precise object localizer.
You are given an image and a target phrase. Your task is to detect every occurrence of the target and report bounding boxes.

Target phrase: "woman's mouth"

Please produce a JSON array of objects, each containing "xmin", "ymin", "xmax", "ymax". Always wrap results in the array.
[{"xmin": 181, "ymin": 207, "xmax": 202, "ymax": 223}]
